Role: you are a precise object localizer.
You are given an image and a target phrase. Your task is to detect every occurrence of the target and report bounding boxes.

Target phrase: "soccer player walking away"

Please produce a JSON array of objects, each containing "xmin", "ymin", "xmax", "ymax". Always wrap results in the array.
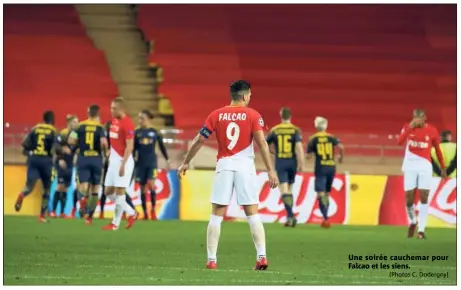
[
  {"xmin": 397, "ymin": 109, "xmax": 446, "ymax": 239},
  {"xmin": 50, "ymin": 115, "xmax": 79, "ymax": 218},
  {"xmin": 68, "ymin": 105, "xmax": 108, "ymax": 225},
  {"xmin": 178, "ymin": 80, "xmax": 279, "ymax": 270},
  {"xmin": 99, "ymin": 121, "xmax": 137, "ymax": 220},
  {"xmin": 15, "ymin": 111, "xmax": 57, "ymax": 223},
  {"xmin": 266, "ymin": 107, "xmax": 304, "ymax": 227},
  {"xmin": 307, "ymin": 117, "xmax": 344, "ymax": 228},
  {"xmin": 102, "ymin": 97, "xmax": 138, "ymax": 230},
  {"xmin": 134, "ymin": 110, "xmax": 170, "ymax": 220}
]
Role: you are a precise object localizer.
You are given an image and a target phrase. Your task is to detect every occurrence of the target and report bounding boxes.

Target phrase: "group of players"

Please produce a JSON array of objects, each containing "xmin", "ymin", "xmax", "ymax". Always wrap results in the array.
[
  {"xmin": 12, "ymin": 80, "xmax": 449, "ymax": 270},
  {"xmin": 176, "ymin": 80, "xmax": 448, "ymax": 270},
  {"xmin": 14, "ymin": 97, "xmax": 170, "ymax": 228}
]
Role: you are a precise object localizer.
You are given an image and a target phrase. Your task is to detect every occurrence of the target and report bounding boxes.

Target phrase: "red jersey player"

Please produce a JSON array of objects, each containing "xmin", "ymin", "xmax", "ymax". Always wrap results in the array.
[
  {"xmin": 397, "ymin": 109, "xmax": 446, "ymax": 239},
  {"xmin": 178, "ymin": 80, "xmax": 278, "ymax": 270},
  {"xmin": 102, "ymin": 97, "xmax": 138, "ymax": 231}
]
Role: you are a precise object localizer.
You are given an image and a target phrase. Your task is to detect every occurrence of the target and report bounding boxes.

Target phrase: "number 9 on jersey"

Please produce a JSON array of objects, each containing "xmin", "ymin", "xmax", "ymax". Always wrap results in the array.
[{"xmin": 226, "ymin": 122, "xmax": 240, "ymax": 150}]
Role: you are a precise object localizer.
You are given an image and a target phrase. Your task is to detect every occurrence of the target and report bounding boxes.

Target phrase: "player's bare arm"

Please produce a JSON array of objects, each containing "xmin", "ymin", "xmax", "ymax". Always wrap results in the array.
[
  {"xmin": 295, "ymin": 141, "xmax": 304, "ymax": 171},
  {"xmin": 178, "ymin": 133, "xmax": 206, "ymax": 178},
  {"xmin": 306, "ymin": 139, "xmax": 314, "ymax": 160},
  {"xmin": 337, "ymin": 143, "xmax": 345, "ymax": 163},
  {"xmin": 254, "ymin": 130, "xmax": 279, "ymax": 188},
  {"xmin": 120, "ymin": 138, "xmax": 134, "ymax": 177},
  {"xmin": 432, "ymin": 136, "xmax": 447, "ymax": 178},
  {"xmin": 158, "ymin": 134, "xmax": 171, "ymax": 169},
  {"xmin": 397, "ymin": 118, "xmax": 424, "ymax": 145}
]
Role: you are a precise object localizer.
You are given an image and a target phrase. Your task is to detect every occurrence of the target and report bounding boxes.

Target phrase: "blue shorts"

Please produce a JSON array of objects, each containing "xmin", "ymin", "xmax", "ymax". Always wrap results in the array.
[
  {"xmin": 135, "ymin": 164, "xmax": 157, "ymax": 185},
  {"xmin": 77, "ymin": 156, "xmax": 103, "ymax": 185},
  {"xmin": 314, "ymin": 167, "xmax": 336, "ymax": 193},
  {"xmin": 57, "ymin": 166, "xmax": 73, "ymax": 187},
  {"xmin": 27, "ymin": 156, "xmax": 54, "ymax": 189},
  {"xmin": 275, "ymin": 159, "xmax": 297, "ymax": 185}
]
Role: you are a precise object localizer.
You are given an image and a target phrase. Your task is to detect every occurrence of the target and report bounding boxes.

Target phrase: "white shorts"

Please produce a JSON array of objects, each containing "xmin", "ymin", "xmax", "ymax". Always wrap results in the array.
[
  {"xmin": 210, "ymin": 170, "xmax": 258, "ymax": 206},
  {"xmin": 403, "ymin": 170, "xmax": 432, "ymax": 191},
  {"xmin": 104, "ymin": 157, "xmax": 134, "ymax": 188}
]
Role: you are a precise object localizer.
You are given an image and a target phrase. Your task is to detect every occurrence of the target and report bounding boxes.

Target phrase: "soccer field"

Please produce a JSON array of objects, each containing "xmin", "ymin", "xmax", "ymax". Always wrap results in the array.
[{"xmin": 4, "ymin": 216, "xmax": 456, "ymax": 285}]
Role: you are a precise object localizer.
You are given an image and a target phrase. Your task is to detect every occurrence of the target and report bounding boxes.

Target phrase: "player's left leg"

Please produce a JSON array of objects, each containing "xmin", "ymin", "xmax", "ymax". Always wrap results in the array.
[
  {"xmin": 322, "ymin": 168, "xmax": 336, "ymax": 228},
  {"xmin": 314, "ymin": 172, "xmax": 329, "ymax": 227},
  {"xmin": 85, "ymin": 162, "xmax": 103, "ymax": 225},
  {"xmin": 207, "ymin": 170, "xmax": 234, "ymax": 269},
  {"xmin": 235, "ymin": 169, "xmax": 268, "ymax": 270},
  {"xmin": 15, "ymin": 159, "xmax": 40, "ymax": 212},
  {"xmin": 136, "ymin": 166, "xmax": 149, "ymax": 219},
  {"xmin": 76, "ymin": 160, "xmax": 91, "ymax": 218},
  {"xmin": 277, "ymin": 164, "xmax": 294, "ymax": 227},
  {"xmin": 416, "ymin": 170, "xmax": 432, "ymax": 239},
  {"xmin": 109, "ymin": 158, "xmax": 137, "ymax": 230},
  {"xmin": 121, "ymin": 171, "xmax": 137, "ymax": 219},
  {"xmin": 147, "ymin": 168, "xmax": 158, "ymax": 220},
  {"xmin": 38, "ymin": 161, "xmax": 54, "ymax": 223},
  {"xmin": 54, "ymin": 167, "xmax": 71, "ymax": 218},
  {"xmin": 403, "ymin": 170, "xmax": 418, "ymax": 237}
]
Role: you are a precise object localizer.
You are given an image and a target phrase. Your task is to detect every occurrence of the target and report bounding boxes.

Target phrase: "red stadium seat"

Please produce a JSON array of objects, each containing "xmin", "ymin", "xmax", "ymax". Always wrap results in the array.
[
  {"xmin": 4, "ymin": 4, "xmax": 117, "ymax": 127},
  {"xmin": 137, "ymin": 4, "xmax": 456, "ymax": 137}
]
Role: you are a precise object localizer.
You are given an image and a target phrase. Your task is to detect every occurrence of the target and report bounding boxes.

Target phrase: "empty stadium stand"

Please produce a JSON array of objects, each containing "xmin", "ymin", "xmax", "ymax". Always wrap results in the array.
[
  {"xmin": 5, "ymin": 4, "xmax": 118, "ymax": 127},
  {"xmin": 138, "ymin": 4, "xmax": 456, "ymax": 136},
  {"xmin": 75, "ymin": 4, "xmax": 163, "ymax": 126}
]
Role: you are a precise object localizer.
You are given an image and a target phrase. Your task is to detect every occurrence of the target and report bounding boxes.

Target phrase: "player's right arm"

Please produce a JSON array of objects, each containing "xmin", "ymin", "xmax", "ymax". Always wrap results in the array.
[
  {"xmin": 252, "ymin": 112, "xmax": 278, "ymax": 188},
  {"xmin": 333, "ymin": 136, "xmax": 344, "ymax": 163},
  {"xmin": 68, "ymin": 125, "xmax": 79, "ymax": 146},
  {"xmin": 99, "ymin": 125, "xmax": 108, "ymax": 153},
  {"xmin": 431, "ymin": 127, "xmax": 447, "ymax": 178},
  {"xmin": 397, "ymin": 120, "xmax": 421, "ymax": 145},
  {"xmin": 306, "ymin": 136, "xmax": 315, "ymax": 160},
  {"xmin": 265, "ymin": 130, "xmax": 276, "ymax": 154},
  {"xmin": 21, "ymin": 130, "xmax": 33, "ymax": 151},
  {"xmin": 178, "ymin": 112, "xmax": 214, "ymax": 178},
  {"xmin": 294, "ymin": 129, "xmax": 305, "ymax": 171},
  {"xmin": 254, "ymin": 130, "xmax": 278, "ymax": 188}
]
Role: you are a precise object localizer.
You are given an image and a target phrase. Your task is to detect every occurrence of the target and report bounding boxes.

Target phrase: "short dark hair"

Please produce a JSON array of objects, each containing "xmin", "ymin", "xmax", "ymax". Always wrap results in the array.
[
  {"xmin": 413, "ymin": 108, "xmax": 426, "ymax": 118},
  {"xmin": 43, "ymin": 110, "xmax": 55, "ymax": 124},
  {"xmin": 441, "ymin": 130, "xmax": 451, "ymax": 139},
  {"xmin": 141, "ymin": 109, "xmax": 154, "ymax": 119},
  {"xmin": 281, "ymin": 107, "xmax": 291, "ymax": 120},
  {"xmin": 88, "ymin": 104, "xmax": 100, "ymax": 117},
  {"xmin": 230, "ymin": 80, "xmax": 251, "ymax": 101}
]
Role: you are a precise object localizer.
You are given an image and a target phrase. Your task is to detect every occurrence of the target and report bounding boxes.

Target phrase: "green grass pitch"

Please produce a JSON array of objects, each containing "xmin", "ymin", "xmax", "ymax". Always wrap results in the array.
[{"xmin": 4, "ymin": 216, "xmax": 456, "ymax": 285}]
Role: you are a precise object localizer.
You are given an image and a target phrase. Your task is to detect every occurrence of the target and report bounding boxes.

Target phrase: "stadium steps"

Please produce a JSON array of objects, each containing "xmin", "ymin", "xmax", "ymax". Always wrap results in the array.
[{"xmin": 75, "ymin": 4, "xmax": 163, "ymax": 126}]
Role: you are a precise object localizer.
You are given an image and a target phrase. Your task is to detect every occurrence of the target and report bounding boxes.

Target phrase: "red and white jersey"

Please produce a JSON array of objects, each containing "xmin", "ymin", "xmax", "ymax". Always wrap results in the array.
[
  {"xmin": 200, "ymin": 105, "xmax": 264, "ymax": 172},
  {"xmin": 398, "ymin": 123, "xmax": 444, "ymax": 172},
  {"xmin": 109, "ymin": 115, "xmax": 135, "ymax": 159}
]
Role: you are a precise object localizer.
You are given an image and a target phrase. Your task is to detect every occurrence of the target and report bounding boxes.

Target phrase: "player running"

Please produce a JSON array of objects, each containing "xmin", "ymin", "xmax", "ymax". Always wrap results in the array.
[
  {"xmin": 102, "ymin": 97, "xmax": 138, "ymax": 230},
  {"xmin": 397, "ymin": 109, "xmax": 446, "ymax": 239},
  {"xmin": 50, "ymin": 115, "xmax": 79, "ymax": 218},
  {"xmin": 307, "ymin": 117, "xmax": 344, "ymax": 228},
  {"xmin": 135, "ymin": 110, "xmax": 170, "ymax": 220},
  {"xmin": 15, "ymin": 111, "xmax": 57, "ymax": 223},
  {"xmin": 69, "ymin": 105, "xmax": 107, "ymax": 225},
  {"xmin": 178, "ymin": 80, "xmax": 278, "ymax": 270},
  {"xmin": 266, "ymin": 107, "xmax": 304, "ymax": 227},
  {"xmin": 99, "ymin": 121, "xmax": 136, "ymax": 219}
]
